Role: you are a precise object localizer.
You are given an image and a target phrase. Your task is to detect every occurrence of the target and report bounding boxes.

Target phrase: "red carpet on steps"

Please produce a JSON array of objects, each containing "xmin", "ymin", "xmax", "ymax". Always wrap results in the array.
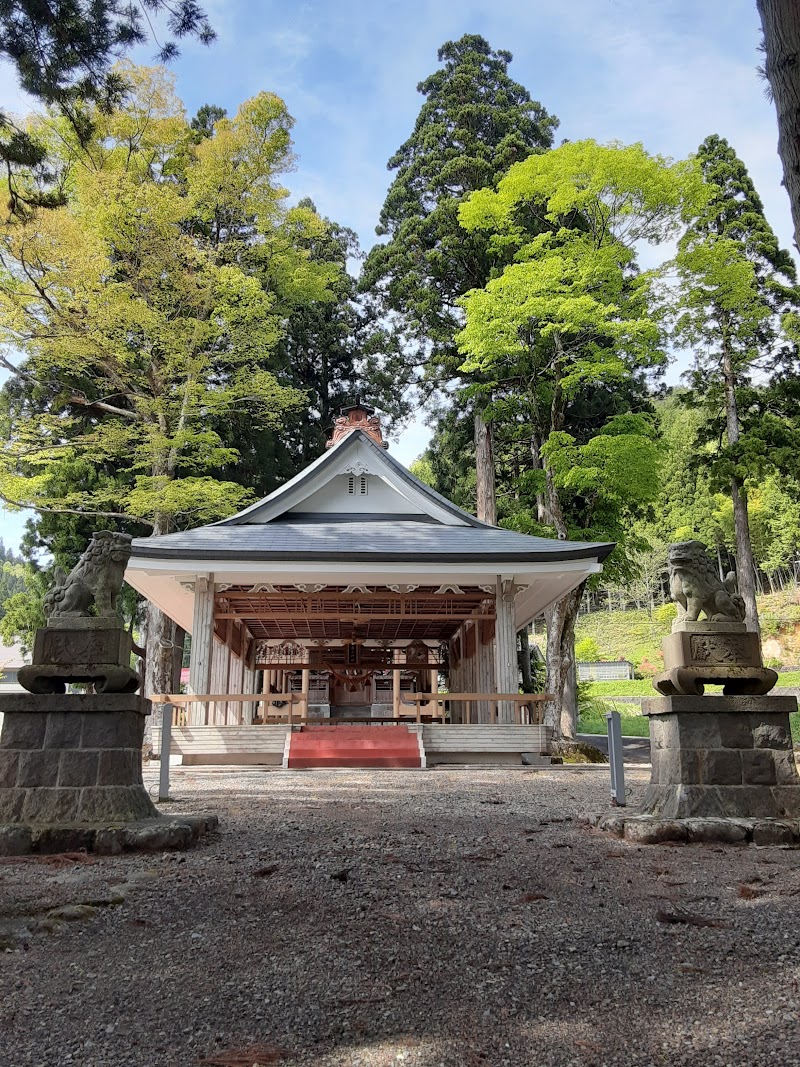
[{"xmin": 287, "ymin": 725, "xmax": 421, "ymax": 768}]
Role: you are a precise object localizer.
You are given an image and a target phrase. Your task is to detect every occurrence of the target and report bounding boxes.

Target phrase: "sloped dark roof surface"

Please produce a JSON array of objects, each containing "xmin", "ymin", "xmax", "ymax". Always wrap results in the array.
[{"xmin": 131, "ymin": 520, "xmax": 614, "ymax": 564}]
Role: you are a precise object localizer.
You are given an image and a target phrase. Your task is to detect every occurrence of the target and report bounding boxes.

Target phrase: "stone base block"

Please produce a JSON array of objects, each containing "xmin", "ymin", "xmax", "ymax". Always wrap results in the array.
[
  {"xmin": 640, "ymin": 693, "xmax": 800, "ymax": 820},
  {"xmin": 586, "ymin": 811, "xmax": 800, "ymax": 847},
  {"xmin": 0, "ymin": 693, "xmax": 157, "ymax": 825},
  {"xmin": 0, "ymin": 813, "xmax": 219, "ymax": 856}
]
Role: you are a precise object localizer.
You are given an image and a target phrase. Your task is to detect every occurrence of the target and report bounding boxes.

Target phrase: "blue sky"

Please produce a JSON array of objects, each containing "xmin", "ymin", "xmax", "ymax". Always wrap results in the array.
[{"xmin": 0, "ymin": 0, "xmax": 793, "ymax": 551}]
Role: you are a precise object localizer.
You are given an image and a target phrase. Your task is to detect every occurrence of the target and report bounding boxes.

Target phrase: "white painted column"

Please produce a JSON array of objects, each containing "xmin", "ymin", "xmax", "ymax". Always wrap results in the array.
[
  {"xmin": 428, "ymin": 657, "xmax": 439, "ymax": 720},
  {"xmin": 189, "ymin": 575, "xmax": 215, "ymax": 724},
  {"xmin": 494, "ymin": 577, "xmax": 519, "ymax": 724},
  {"xmin": 242, "ymin": 663, "xmax": 256, "ymax": 724}
]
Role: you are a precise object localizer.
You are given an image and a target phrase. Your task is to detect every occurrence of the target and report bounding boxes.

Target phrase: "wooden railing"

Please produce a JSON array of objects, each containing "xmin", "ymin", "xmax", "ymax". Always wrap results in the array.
[
  {"xmin": 401, "ymin": 693, "xmax": 554, "ymax": 725},
  {"xmin": 151, "ymin": 692, "xmax": 308, "ymax": 726}
]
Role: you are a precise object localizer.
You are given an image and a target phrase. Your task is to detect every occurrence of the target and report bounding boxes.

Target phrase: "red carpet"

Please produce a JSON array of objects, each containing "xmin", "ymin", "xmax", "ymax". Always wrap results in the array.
[{"xmin": 287, "ymin": 725, "xmax": 421, "ymax": 769}]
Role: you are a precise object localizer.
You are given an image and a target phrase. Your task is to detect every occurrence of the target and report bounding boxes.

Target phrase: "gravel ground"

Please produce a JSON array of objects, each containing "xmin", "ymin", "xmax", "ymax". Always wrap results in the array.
[{"xmin": 2, "ymin": 764, "xmax": 800, "ymax": 1067}]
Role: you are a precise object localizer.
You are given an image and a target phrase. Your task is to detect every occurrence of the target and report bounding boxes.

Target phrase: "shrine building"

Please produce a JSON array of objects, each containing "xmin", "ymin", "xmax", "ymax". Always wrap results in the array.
[{"xmin": 125, "ymin": 405, "xmax": 613, "ymax": 768}]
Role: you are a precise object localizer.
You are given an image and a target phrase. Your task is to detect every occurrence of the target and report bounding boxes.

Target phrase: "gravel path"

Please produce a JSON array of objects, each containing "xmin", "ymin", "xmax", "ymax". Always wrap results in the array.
[{"xmin": 2, "ymin": 764, "xmax": 800, "ymax": 1067}]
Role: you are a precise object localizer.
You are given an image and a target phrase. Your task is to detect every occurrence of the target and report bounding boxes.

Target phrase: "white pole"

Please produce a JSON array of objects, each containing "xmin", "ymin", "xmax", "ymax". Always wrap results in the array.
[
  {"xmin": 605, "ymin": 710, "xmax": 626, "ymax": 807},
  {"xmin": 158, "ymin": 702, "xmax": 173, "ymax": 802}
]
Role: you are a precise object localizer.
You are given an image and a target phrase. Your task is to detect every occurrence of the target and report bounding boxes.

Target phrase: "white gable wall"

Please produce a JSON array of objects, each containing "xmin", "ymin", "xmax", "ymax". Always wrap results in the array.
[
  {"xmin": 287, "ymin": 474, "xmax": 425, "ymax": 516},
  {"xmin": 236, "ymin": 435, "xmax": 470, "ymax": 526}
]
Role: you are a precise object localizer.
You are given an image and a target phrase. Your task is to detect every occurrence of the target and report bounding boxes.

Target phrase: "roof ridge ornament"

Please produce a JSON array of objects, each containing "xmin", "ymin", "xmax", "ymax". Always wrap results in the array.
[{"xmin": 326, "ymin": 401, "xmax": 389, "ymax": 450}]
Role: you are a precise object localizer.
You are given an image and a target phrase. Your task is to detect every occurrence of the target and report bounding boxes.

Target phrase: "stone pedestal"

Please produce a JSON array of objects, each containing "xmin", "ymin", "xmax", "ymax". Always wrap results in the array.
[
  {"xmin": 641, "ymin": 694, "xmax": 800, "ymax": 819},
  {"xmin": 18, "ymin": 622, "xmax": 140, "ymax": 694},
  {"xmin": 0, "ymin": 693, "xmax": 158, "ymax": 824},
  {"xmin": 653, "ymin": 622, "xmax": 777, "ymax": 696}
]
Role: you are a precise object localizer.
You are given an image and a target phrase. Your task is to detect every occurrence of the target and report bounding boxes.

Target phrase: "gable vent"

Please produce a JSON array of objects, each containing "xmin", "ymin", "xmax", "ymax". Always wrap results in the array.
[{"xmin": 347, "ymin": 474, "xmax": 368, "ymax": 496}]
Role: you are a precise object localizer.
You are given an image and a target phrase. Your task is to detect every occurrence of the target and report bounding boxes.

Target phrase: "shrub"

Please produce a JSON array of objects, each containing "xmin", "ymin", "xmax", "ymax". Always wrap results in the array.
[
  {"xmin": 575, "ymin": 637, "xmax": 601, "ymax": 662},
  {"xmin": 653, "ymin": 602, "xmax": 677, "ymax": 626}
]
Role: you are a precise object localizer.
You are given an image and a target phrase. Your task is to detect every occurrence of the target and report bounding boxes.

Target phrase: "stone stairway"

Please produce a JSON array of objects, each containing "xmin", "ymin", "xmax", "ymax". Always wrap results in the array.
[{"xmin": 287, "ymin": 725, "xmax": 423, "ymax": 769}]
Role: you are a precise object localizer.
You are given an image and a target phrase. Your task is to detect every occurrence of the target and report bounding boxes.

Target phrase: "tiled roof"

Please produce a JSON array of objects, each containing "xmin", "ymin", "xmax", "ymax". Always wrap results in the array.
[{"xmin": 131, "ymin": 519, "xmax": 614, "ymax": 564}]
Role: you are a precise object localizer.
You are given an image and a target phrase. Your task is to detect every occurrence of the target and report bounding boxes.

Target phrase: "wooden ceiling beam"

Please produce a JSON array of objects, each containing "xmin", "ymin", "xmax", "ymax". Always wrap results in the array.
[{"xmin": 215, "ymin": 611, "xmax": 486, "ymax": 622}]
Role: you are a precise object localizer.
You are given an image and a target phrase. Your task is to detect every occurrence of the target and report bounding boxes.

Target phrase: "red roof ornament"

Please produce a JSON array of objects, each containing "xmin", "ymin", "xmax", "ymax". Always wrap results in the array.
[{"xmin": 326, "ymin": 401, "xmax": 389, "ymax": 449}]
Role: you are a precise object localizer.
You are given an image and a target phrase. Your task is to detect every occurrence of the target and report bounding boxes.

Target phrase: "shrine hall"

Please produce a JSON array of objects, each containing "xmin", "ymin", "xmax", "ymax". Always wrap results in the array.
[{"xmin": 125, "ymin": 405, "xmax": 614, "ymax": 768}]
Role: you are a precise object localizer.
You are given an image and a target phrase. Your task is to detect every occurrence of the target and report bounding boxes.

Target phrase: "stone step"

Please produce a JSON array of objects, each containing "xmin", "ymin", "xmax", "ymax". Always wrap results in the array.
[{"xmin": 287, "ymin": 755, "xmax": 421, "ymax": 769}]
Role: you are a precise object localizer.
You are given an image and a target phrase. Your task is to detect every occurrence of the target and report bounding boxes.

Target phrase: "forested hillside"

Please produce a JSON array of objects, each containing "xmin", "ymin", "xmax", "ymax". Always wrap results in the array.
[{"xmin": 569, "ymin": 590, "xmax": 800, "ymax": 676}]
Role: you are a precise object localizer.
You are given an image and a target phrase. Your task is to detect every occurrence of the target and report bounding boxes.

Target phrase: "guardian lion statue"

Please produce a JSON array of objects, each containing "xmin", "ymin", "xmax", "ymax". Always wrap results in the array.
[
  {"xmin": 43, "ymin": 531, "xmax": 133, "ymax": 620},
  {"xmin": 668, "ymin": 540, "xmax": 745, "ymax": 624}
]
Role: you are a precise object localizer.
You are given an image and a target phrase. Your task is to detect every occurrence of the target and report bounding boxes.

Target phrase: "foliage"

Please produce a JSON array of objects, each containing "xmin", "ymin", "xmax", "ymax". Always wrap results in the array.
[
  {"xmin": 361, "ymin": 33, "xmax": 558, "ymax": 395},
  {"xmin": 0, "ymin": 566, "xmax": 46, "ymax": 651},
  {"xmin": 575, "ymin": 637, "xmax": 600, "ymax": 662},
  {"xmin": 0, "ymin": 540, "xmax": 29, "ymax": 621},
  {"xmin": 0, "ymin": 68, "xmax": 343, "ymax": 539},
  {"xmin": 661, "ymin": 135, "xmax": 800, "ymax": 628},
  {"xmin": 456, "ymin": 140, "xmax": 697, "ymax": 569},
  {"xmin": 577, "ymin": 698, "xmax": 650, "ymax": 738},
  {"xmin": 0, "ymin": 1, "xmax": 214, "ymax": 215}
]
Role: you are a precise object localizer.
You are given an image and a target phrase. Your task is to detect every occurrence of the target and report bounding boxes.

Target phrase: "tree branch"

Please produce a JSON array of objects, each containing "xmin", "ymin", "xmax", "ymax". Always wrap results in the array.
[
  {"xmin": 0, "ymin": 490, "xmax": 152, "ymax": 527},
  {"xmin": 68, "ymin": 394, "xmax": 140, "ymax": 420}
]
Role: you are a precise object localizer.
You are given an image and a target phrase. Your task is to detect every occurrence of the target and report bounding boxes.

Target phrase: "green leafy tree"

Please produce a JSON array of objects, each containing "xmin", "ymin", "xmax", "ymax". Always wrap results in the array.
[
  {"xmin": 457, "ymin": 139, "xmax": 698, "ymax": 736},
  {"xmin": 0, "ymin": 67, "xmax": 341, "ymax": 699},
  {"xmin": 669, "ymin": 134, "xmax": 800, "ymax": 633},
  {"xmin": 0, "ymin": 1, "xmax": 214, "ymax": 215},
  {"xmin": 361, "ymin": 34, "xmax": 558, "ymax": 519}
]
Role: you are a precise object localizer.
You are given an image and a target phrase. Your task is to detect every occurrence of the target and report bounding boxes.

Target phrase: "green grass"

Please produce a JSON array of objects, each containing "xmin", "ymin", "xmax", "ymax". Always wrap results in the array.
[
  {"xmin": 585, "ymin": 671, "xmax": 800, "ymax": 699},
  {"xmin": 577, "ymin": 699, "xmax": 651, "ymax": 737},
  {"xmin": 579, "ymin": 692, "xmax": 800, "ymax": 744},
  {"xmin": 587, "ymin": 678, "xmax": 660, "ymax": 697}
]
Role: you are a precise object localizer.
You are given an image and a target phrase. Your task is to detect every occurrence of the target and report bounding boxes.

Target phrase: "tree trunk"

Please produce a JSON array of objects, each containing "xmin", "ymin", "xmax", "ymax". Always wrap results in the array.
[
  {"xmin": 543, "ymin": 583, "xmax": 585, "ymax": 740},
  {"xmin": 518, "ymin": 627, "xmax": 534, "ymax": 693},
  {"xmin": 722, "ymin": 344, "xmax": 760, "ymax": 633},
  {"xmin": 141, "ymin": 513, "xmax": 178, "ymax": 753},
  {"xmin": 474, "ymin": 412, "xmax": 497, "ymax": 524},
  {"xmin": 731, "ymin": 476, "xmax": 760, "ymax": 634},
  {"xmin": 758, "ymin": 0, "xmax": 800, "ymax": 252},
  {"xmin": 142, "ymin": 602, "xmax": 176, "ymax": 755}
]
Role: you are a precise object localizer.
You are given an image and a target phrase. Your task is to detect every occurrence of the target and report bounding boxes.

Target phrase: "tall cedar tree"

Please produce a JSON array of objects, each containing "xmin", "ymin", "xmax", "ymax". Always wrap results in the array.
[
  {"xmin": 758, "ymin": 0, "xmax": 800, "ymax": 252},
  {"xmin": 673, "ymin": 134, "xmax": 800, "ymax": 633},
  {"xmin": 0, "ymin": 0, "xmax": 214, "ymax": 215},
  {"xmin": 360, "ymin": 34, "xmax": 558, "ymax": 520}
]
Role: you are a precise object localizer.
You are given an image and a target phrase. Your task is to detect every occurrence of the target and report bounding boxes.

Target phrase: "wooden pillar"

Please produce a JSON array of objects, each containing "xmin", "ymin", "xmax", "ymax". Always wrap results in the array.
[
  {"xmin": 392, "ymin": 649, "xmax": 401, "ymax": 719},
  {"xmin": 228, "ymin": 650, "xmax": 245, "ymax": 724},
  {"xmin": 210, "ymin": 639, "xmax": 228, "ymax": 725},
  {"xmin": 494, "ymin": 576, "xmax": 518, "ymax": 724},
  {"xmin": 189, "ymin": 575, "xmax": 214, "ymax": 724},
  {"xmin": 301, "ymin": 667, "xmax": 310, "ymax": 723},
  {"xmin": 429, "ymin": 659, "xmax": 439, "ymax": 720}
]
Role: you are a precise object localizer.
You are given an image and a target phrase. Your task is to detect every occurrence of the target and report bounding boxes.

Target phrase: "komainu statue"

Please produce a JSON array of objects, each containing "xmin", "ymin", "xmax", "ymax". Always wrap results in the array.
[
  {"xmin": 19, "ymin": 531, "xmax": 139, "ymax": 694},
  {"xmin": 44, "ymin": 531, "xmax": 133, "ymax": 620},
  {"xmin": 668, "ymin": 540, "xmax": 745, "ymax": 625},
  {"xmin": 651, "ymin": 539, "xmax": 775, "ymax": 696}
]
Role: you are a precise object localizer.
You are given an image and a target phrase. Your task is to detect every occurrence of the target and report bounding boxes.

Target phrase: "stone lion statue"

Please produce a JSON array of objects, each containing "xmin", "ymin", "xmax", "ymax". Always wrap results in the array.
[
  {"xmin": 668, "ymin": 540, "xmax": 745, "ymax": 624},
  {"xmin": 43, "ymin": 531, "xmax": 133, "ymax": 620}
]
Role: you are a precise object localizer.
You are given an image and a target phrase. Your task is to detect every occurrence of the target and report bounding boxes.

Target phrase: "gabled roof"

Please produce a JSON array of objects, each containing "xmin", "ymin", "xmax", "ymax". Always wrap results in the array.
[
  {"xmin": 216, "ymin": 429, "xmax": 486, "ymax": 528},
  {"xmin": 129, "ymin": 427, "xmax": 615, "ymax": 566}
]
